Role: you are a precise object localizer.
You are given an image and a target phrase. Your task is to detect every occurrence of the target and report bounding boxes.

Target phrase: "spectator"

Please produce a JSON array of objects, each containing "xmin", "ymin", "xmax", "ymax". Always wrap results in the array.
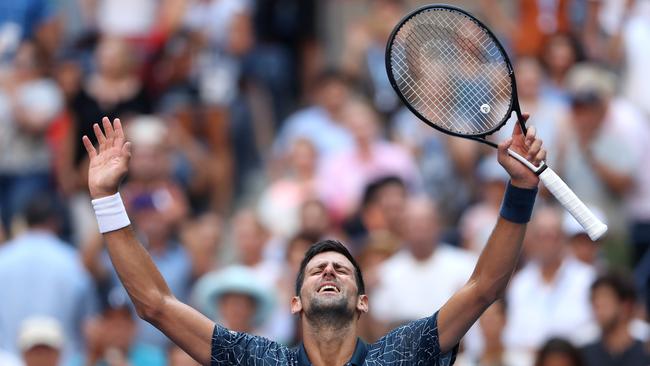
[
  {"xmin": 535, "ymin": 338, "xmax": 586, "ymax": 366},
  {"xmin": 272, "ymin": 69, "xmax": 354, "ymax": 160},
  {"xmin": 581, "ymin": 271, "xmax": 650, "ymax": 366},
  {"xmin": 504, "ymin": 205, "xmax": 596, "ymax": 354},
  {"xmin": 258, "ymin": 138, "xmax": 319, "ymax": 239},
  {"xmin": 298, "ymin": 199, "xmax": 336, "ymax": 240},
  {"xmin": 342, "ymin": 175, "xmax": 408, "ymax": 250},
  {"xmin": 562, "ymin": 208, "xmax": 608, "ymax": 268},
  {"xmin": 539, "ymin": 33, "xmax": 584, "ymax": 102},
  {"xmin": 18, "ymin": 317, "xmax": 64, "ymax": 366},
  {"xmin": 479, "ymin": 0, "xmax": 574, "ymax": 57},
  {"xmin": 0, "ymin": 0, "xmax": 58, "ymax": 61},
  {"xmin": 192, "ymin": 266, "xmax": 275, "ymax": 334},
  {"xmin": 554, "ymin": 63, "xmax": 647, "ymax": 237},
  {"xmin": 371, "ymin": 196, "xmax": 476, "ymax": 326},
  {"xmin": 316, "ymin": 99, "xmax": 421, "ymax": 221},
  {"xmin": 456, "ymin": 300, "xmax": 533, "ymax": 366},
  {"xmin": 0, "ymin": 193, "xmax": 96, "ymax": 362},
  {"xmin": 73, "ymin": 290, "xmax": 166, "ymax": 366},
  {"xmin": 0, "ymin": 41, "xmax": 64, "ymax": 229}
]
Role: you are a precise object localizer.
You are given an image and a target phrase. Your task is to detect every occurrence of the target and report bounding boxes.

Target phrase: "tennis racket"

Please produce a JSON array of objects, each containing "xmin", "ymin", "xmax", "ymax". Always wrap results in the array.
[{"xmin": 385, "ymin": 4, "xmax": 607, "ymax": 241}]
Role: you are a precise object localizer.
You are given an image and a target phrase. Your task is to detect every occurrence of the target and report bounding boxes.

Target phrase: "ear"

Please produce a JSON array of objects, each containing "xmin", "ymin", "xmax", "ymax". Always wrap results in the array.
[
  {"xmin": 356, "ymin": 294, "xmax": 369, "ymax": 314},
  {"xmin": 291, "ymin": 296, "xmax": 303, "ymax": 314}
]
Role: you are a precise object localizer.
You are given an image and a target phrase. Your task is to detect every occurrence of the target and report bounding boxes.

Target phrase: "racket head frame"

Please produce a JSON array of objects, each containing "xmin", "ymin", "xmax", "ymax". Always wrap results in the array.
[{"xmin": 385, "ymin": 3, "xmax": 527, "ymax": 149}]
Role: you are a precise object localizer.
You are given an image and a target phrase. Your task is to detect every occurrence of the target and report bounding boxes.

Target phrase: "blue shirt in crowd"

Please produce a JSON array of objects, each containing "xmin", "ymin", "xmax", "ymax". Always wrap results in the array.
[{"xmin": 210, "ymin": 311, "xmax": 457, "ymax": 365}]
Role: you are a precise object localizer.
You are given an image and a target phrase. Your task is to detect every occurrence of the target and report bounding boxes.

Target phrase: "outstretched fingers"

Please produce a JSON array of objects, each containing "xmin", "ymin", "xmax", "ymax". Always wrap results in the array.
[
  {"xmin": 102, "ymin": 117, "xmax": 115, "ymax": 141},
  {"xmin": 82, "ymin": 135, "xmax": 97, "ymax": 158},
  {"xmin": 93, "ymin": 123, "xmax": 106, "ymax": 146}
]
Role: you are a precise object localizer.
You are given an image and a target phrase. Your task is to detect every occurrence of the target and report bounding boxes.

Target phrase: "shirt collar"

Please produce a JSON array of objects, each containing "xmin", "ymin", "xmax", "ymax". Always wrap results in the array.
[{"xmin": 298, "ymin": 338, "xmax": 368, "ymax": 366}]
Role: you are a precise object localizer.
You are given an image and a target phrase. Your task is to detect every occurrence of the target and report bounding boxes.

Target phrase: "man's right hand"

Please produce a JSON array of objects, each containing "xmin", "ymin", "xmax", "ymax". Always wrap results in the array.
[{"xmin": 82, "ymin": 117, "xmax": 132, "ymax": 199}]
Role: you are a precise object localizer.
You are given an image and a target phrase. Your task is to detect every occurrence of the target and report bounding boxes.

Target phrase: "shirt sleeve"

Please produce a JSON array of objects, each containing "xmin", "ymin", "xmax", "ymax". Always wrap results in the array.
[
  {"xmin": 210, "ymin": 324, "xmax": 292, "ymax": 366},
  {"xmin": 367, "ymin": 311, "xmax": 458, "ymax": 366}
]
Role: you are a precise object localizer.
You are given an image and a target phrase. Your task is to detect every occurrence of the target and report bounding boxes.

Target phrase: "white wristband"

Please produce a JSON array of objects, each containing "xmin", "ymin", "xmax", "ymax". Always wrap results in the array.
[{"xmin": 92, "ymin": 192, "xmax": 131, "ymax": 233}]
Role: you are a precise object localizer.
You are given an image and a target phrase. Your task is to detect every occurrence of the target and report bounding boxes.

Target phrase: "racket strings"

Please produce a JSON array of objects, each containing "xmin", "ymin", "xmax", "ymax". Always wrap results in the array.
[{"xmin": 390, "ymin": 8, "xmax": 513, "ymax": 136}]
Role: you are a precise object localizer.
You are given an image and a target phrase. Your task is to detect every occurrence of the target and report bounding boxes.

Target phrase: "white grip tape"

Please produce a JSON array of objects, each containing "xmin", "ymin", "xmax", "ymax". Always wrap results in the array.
[
  {"xmin": 539, "ymin": 168, "xmax": 608, "ymax": 241},
  {"xmin": 92, "ymin": 192, "xmax": 131, "ymax": 234}
]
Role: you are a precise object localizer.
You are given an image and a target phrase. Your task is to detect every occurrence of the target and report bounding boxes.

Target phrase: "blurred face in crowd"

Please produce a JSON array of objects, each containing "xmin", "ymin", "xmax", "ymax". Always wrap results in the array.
[
  {"xmin": 542, "ymin": 34, "xmax": 578, "ymax": 78},
  {"xmin": 570, "ymin": 100, "xmax": 607, "ymax": 144},
  {"xmin": 537, "ymin": 353, "xmax": 579, "ymax": 366},
  {"xmin": 516, "ymin": 57, "xmax": 543, "ymax": 100},
  {"xmin": 344, "ymin": 101, "xmax": 380, "ymax": 148},
  {"xmin": 591, "ymin": 285, "xmax": 629, "ymax": 333},
  {"xmin": 13, "ymin": 42, "xmax": 45, "ymax": 81},
  {"xmin": 100, "ymin": 307, "xmax": 137, "ymax": 352},
  {"xmin": 129, "ymin": 143, "xmax": 171, "ymax": 183},
  {"xmin": 300, "ymin": 200, "xmax": 331, "ymax": 237},
  {"xmin": 96, "ymin": 37, "xmax": 135, "ymax": 79},
  {"xmin": 23, "ymin": 345, "xmax": 60, "ymax": 366},
  {"xmin": 217, "ymin": 293, "xmax": 257, "ymax": 332},
  {"xmin": 525, "ymin": 206, "xmax": 565, "ymax": 266},
  {"xmin": 234, "ymin": 210, "xmax": 268, "ymax": 266},
  {"xmin": 568, "ymin": 234, "xmax": 598, "ymax": 265},
  {"xmin": 402, "ymin": 197, "xmax": 440, "ymax": 260},
  {"xmin": 292, "ymin": 252, "xmax": 368, "ymax": 327},
  {"xmin": 317, "ymin": 79, "xmax": 350, "ymax": 114},
  {"xmin": 289, "ymin": 139, "xmax": 317, "ymax": 178}
]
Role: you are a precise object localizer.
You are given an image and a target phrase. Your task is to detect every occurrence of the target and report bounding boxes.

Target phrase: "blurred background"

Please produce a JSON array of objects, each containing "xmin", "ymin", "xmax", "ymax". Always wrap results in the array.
[{"xmin": 0, "ymin": 0, "xmax": 649, "ymax": 365}]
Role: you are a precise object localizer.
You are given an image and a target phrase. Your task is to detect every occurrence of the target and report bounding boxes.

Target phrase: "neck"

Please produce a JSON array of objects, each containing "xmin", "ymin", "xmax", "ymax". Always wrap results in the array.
[
  {"xmin": 603, "ymin": 320, "xmax": 634, "ymax": 354},
  {"xmin": 302, "ymin": 319, "xmax": 358, "ymax": 366},
  {"xmin": 540, "ymin": 257, "xmax": 562, "ymax": 283}
]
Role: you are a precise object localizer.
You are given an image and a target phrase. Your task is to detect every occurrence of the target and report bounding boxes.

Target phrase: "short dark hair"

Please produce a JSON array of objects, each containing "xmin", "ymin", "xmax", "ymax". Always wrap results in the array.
[
  {"xmin": 295, "ymin": 240, "xmax": 365, "ymax": 296},
  {"xmin": 535, "ymin": 337, "xmax": 585, "ymax": 366},
  {"xmin": 591, "ymin": 270, "xmax": 637, "ymax": 303},
  {"xmin": 361, "ymin": 175, "xmax": 405, "ymax": 210},
  {"xmin": 23, "ymin": 192, "xmax": 58, "ymax": 227}
]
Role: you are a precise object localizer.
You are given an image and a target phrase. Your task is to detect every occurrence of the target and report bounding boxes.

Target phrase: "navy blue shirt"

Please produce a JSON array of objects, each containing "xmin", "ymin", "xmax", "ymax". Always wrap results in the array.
[{"xmin": 211, "ymin": 312, "xmax": 457, "ymax": 365}]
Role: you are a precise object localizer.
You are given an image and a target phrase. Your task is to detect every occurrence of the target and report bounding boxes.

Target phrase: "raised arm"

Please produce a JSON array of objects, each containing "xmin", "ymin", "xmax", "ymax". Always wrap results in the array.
[
  {"xmin": 437, "ymin": 121, "xmax": 545, "ymax": 352},
  {"xmin": 83, "ymin": 117, "xmax": 214, "ymax": 365}
]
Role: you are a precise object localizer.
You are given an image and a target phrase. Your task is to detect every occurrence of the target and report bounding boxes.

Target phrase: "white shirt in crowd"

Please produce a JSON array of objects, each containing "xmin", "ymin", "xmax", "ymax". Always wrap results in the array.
[
  {"xmin": 503, "ymin": 256, "xmax": 596, "ymax": 352},
  {"xmin": 371, "ymin": 244, "xmax": 477, "ymax": 322}
]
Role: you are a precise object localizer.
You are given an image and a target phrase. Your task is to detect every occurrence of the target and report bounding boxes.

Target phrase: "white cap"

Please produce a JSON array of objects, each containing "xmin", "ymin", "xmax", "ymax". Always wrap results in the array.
[
  {"xmin": 126, "ymin": 115, "xmax": 168, "ymax": 147},
  {"xmin": 17, "ymin": 317, "xmax": 64, "ymax": 352},
  {"xmin": 562, "ymin": 206, "xmax": 607, "ymax": 240}
]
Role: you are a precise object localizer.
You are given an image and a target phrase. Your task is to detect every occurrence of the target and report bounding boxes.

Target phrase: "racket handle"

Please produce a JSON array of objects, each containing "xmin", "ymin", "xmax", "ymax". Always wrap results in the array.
[{"xmin": 538, "ymin": 168, "xmax": 608, "ymax": 241}]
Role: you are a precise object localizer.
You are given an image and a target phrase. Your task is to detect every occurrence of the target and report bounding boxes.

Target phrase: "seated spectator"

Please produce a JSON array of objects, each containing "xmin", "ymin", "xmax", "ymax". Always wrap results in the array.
[
  {"xmin": 581, "ymin": 271, "xmax": 650, "ymax": 366},
  {"xmin": 192, "ymin": 266, "xmax": 275, "ymax": 334},
  {"xmin": 316, "ymin": 99, "xmax": 420, "ymax": 221},
  {"xmin": 72, "ymin": 290, "xmax": 166, "ymax": 366},
  {"xmin": 0, "ymin": 41, "xmax": 64, "ymax": 229},
  {"xmin": 456, "ymin": 300, "xmax": 533, "ymax": 366},
  {"xmin": 535, "ymin": 338, "xmax": 586, "ymax": 366},
  {"xmin": 18, "ymin": 317, "xmax": 64, "ymax": 366},
  {"xmin": 258, "ymin": 138, "xmax": 319, "ymax": 239},
  {"xmin": 562, "ymin": 208, "xmax": 607, "ymax": 268},
  {"xmin": 0, "ymin": 193, "xmax": 96, "ymax": 363},
  {"xmin": 504, "ymin": 205, "xmax": 596, "ymax": 354},
  {"xmin": 371, "ymin": 196, "xmax": 476, "ymax": 326},
  {"xmin": 272, "ymin": 69, "xmax": 354, "ymax": 161}
]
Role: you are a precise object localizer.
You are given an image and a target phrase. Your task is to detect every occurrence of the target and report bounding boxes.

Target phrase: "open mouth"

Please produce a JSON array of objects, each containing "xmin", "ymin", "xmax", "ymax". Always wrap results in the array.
[{"xmin": 318, "ymin": 284, "xmax": 340, "ymax": 294}]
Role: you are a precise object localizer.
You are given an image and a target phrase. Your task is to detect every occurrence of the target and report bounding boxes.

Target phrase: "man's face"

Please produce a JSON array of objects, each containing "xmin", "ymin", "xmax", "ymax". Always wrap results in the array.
[
  {"xmin": 591, "ymin": 286, "xmax": 624, "ymax": 332},
  {"xmin": 291, "ymin": 252, "xmax": 368, "ymax": 325}
]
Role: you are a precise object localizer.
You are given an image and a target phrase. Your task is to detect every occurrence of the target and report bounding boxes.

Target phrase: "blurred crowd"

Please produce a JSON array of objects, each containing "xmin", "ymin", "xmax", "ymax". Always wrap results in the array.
[{"xmin": 0, "ymin": 0, "xmax": 649, "ymax": 365}]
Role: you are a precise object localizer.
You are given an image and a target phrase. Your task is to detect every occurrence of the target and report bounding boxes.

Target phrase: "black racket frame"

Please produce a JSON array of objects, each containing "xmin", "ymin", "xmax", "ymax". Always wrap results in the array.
[{"xmin": 385, "ymin": 4, "xmax": 528, "ymax": 149}]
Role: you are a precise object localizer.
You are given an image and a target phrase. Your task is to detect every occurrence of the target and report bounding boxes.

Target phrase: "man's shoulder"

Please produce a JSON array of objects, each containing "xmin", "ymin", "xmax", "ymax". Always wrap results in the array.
[{"xmin": 211, "ymin": 324, "xmax": 297, "ymax": 365}]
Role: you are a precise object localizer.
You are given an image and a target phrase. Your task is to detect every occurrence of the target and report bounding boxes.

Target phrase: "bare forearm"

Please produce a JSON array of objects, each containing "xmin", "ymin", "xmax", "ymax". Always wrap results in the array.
[
  {"xmin": 471, "ymin": 218, "xmax": 526, "ymax": 302},
  {"xmin": 103, "ymin": 226, "xmax": 173, "ymax": 319}
]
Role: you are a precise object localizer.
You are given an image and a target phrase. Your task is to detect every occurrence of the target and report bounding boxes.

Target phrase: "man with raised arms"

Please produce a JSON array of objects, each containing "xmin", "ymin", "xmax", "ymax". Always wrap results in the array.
[{"xmin": 83, "ymin": 116, "xmax": 545, "ymax": 365}]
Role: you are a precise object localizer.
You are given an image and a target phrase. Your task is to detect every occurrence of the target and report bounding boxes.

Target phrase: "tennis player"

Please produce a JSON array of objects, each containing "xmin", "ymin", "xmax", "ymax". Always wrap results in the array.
[{"xmin": 84, "ymin": 116, "xmax": 545, "ymax": 365}]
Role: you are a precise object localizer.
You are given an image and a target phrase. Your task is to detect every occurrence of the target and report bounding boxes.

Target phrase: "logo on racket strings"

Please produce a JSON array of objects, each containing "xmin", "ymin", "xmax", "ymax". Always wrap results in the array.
[{"xmin": 480, "ymin": 104, "xmax": 491, "ymax": 114}]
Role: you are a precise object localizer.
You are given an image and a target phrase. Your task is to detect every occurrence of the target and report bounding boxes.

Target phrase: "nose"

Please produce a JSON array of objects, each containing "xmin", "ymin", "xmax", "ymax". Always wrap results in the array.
[{"xmin": 322, "ymin": 263, "xmax": 336, "ymax": 278}]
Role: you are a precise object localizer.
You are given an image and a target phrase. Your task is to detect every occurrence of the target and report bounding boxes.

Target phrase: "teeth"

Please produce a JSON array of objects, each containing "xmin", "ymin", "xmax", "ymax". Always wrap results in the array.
[{"xmin": 320, "ymin": 285, "xmax": 338, "ymax": 293}]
